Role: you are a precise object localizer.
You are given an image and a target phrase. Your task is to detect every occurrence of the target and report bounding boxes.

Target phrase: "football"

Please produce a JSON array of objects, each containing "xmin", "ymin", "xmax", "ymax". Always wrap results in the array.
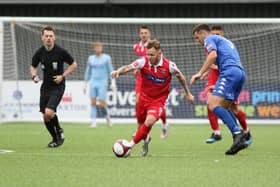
[{"xmin": 112, "ymin": 139, "xmax": 132, "ymax": 158}]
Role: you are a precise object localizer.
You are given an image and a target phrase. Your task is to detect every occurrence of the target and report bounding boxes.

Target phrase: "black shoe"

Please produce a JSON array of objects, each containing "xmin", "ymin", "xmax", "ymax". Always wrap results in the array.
[
  {"xmin": 225, "ymin": 132, "xmax": 248, "ymax": 155},
  {"xmin": 206, "ymin": 133, "xmax": 222, "ymax": 144},
  {"xmin": 58, "ymin": 128, "xmax": 65, "ymax": 141},
  {"xmin": 56, "ymin": 128, "xmax": 65, "ymax": 146},
  {"xmin": 47, "ymin": 139, "xmax": 64, "ymax": 148},
  {"xmin": 47, "ymin": 128, "xmax": 64, "ymax": 148},
  {"xmin": 244, "ymin": 131, "xmax": 253, "ymax": 146},
  {"xmin": 47, "ymin": 141, "xmax": 60, "ymax": 148}
]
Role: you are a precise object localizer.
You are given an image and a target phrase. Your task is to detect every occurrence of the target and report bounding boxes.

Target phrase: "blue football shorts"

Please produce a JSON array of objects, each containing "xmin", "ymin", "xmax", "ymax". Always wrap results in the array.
[{"xmin": 213, "ymin": 66, "xmax": 246, "ymax": 101}]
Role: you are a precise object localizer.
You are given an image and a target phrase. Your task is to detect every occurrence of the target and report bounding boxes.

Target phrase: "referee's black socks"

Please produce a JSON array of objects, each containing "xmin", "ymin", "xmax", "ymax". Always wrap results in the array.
[
  {"xmin": 51, "ymin": 114, "xmax": 62, "ymax": 132},
  {"xmin": 44, "ymin": 120, "xmax": 58, "ymax": 142},
  {"xmin": 50, "ymin": 115, "xmax": 65, "ymax": 145}
]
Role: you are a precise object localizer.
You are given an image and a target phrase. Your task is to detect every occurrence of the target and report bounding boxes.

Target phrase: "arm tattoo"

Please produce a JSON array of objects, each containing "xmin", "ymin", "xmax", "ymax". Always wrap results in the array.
[
  {"xmin": 175, "ymin": 71, "xmax": 191, "ymax": 95},
  {"xmin": 118, "ymin": 65, "xmax": 135, "ymax": 75}
]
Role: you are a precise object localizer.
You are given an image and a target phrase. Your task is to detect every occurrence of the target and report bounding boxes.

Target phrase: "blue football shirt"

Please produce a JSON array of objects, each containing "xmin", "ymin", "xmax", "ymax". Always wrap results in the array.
[{"xmin": 204, "ymin": 34, "xmax": 244, "ymax": 72}]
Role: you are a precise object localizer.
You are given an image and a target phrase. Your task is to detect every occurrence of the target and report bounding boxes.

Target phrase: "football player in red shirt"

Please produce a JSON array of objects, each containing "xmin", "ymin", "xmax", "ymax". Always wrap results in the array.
[
  {"xmin": 134, "ymin": 25, "xmax": 169, "ymax": 139},
  {"xmin": 111, "ymin": 40, "xmax": 194, "ymax": 156}
]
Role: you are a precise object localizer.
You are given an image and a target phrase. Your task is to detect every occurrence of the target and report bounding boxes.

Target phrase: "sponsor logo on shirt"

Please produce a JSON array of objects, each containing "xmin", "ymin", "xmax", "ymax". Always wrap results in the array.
[
  {"xmin": 146, "ymin": 74, "xmax": 166, "ymax": 83},
  {"xmin": 206, "ymin": 44, "xmax": 212, "ymax": 51},
  {"xmin": 160, "ymin": 69, "xmax": 167, "ymax": 74}
]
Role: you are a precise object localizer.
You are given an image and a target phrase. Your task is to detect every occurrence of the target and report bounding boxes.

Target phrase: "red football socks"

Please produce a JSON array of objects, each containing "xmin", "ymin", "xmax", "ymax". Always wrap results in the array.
[
  {"xmin": 208, "ymin": 107, "xmax": 219, "ymax": 131},
  {"xmin": 161, "ymin": 108, "xmax": 167, "ymax": 124},
  {"xmin": 235, "ymin": 110, "xmax": 249, "ymax": 131},
  {"xmin": 133, "ymin": 124, "xmax": 152, "ymax": 144}
]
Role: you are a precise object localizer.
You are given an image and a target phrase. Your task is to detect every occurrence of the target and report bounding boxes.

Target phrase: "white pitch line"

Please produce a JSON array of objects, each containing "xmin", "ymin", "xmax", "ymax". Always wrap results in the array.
[{"xmin": 0, "ymin": 149, "xmax": 15, "ymax": 154}]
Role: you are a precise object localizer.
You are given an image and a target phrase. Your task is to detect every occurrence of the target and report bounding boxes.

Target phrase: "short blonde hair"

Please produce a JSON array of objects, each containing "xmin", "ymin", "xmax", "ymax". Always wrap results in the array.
[{"xmin": 147, "ymin": 39, "xmax": 161, "ymax": 50}]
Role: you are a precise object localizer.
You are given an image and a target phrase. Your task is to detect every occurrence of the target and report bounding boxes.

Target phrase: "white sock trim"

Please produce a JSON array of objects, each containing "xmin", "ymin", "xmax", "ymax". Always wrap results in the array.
[{"xmin": 214, "ymin": 130, "xmax": 221, "ymax": 135}]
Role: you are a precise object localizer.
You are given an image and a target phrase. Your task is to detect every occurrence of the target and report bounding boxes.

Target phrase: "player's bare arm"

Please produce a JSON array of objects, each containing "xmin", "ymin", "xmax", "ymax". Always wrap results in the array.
[
  {"xmin": 190, "ymin": 50, "xmax": 217, "ymax": 85},
  {"xmin": 53, "ymin": 62, "xmax": 78, "ymax": 84},
  {"xmin": 201, "ymin": 61, "xmax": 219, "ymax": 80},
  {"xmin": 30, "ymin": 66, "xmax": 40, "ymax": 83},
  {"xmin": 111, "ymin": 64, "xmax": 135, "ymax": 78},
  {"xmin": 210, "ymin": 63, "xmax": 218, "ymax": 70},
  {"xmin": 201, "ymin": 71, "xmax": 209, "ymax": 80},
  {"xmin": 174, "ymin": 69, "xmax": 194, "ymax": 104}
]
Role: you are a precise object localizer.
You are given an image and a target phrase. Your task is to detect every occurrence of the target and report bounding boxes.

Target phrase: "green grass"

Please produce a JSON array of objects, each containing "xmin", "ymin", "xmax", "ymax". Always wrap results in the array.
[{"xmin": 0, "ymin": 122, "xmax": 280, "ymax": 187}]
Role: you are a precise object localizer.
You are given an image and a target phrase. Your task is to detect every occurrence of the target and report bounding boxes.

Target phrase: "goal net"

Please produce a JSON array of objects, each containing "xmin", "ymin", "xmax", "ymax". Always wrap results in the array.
[{"xmin": 0, "ymin": 17, "xmax": 279, "ymax": 124}]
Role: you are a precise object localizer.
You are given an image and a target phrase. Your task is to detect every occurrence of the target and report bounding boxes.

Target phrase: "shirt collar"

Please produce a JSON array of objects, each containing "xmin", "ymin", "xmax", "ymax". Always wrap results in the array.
[
  {"xmin": 149, "ymin": 55, "xmax": 163, "ymax": 67},
  {"xmin": 139, "ymin": 40, "xmax": 149, "ymax": 47}
]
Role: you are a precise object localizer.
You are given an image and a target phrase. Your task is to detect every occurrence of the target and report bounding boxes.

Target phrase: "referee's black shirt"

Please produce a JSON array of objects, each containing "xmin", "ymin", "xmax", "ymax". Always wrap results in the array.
[{"xmin": 32, "ymin": 44, "xmax": 74, "ymax": 89}]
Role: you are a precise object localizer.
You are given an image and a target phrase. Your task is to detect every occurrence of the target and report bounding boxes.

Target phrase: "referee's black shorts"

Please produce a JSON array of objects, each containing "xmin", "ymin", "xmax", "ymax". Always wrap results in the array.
[{"xmin": 40, "ymin": 86, "xmax": 65, "ymax": 113}]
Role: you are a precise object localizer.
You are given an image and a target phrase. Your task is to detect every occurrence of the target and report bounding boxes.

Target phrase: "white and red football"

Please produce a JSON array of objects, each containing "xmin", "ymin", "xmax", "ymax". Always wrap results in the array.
[{"xmin": 112, "ymin": 139, "xmax": 132, "ymax": 158}]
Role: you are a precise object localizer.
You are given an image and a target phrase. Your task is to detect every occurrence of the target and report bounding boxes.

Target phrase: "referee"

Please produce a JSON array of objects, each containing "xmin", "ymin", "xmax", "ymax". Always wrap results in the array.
[{"xmin": 30, "ymin": 26, "xmax": 77, "ymax": 148}]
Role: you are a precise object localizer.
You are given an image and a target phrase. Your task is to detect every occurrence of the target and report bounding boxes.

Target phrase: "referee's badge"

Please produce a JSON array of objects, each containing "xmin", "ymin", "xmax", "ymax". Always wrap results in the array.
[
  {"xmin": 41, "ymin": 64, "xmax": 45, "ymax": 70},
  {"xmin": 52, "ymin": 61, "xmax": 58, "ymax": 70}
]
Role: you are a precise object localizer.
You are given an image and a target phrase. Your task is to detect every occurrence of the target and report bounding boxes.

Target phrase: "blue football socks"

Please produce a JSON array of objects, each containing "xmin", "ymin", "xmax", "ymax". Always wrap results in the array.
[{"xmin": 213, "ymin": 106, "xmax": 241, "ymax": 134}]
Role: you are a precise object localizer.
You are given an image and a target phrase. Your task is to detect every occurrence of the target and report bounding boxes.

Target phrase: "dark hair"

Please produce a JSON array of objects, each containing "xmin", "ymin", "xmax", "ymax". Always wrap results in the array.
[
  {"xmin": 147, "ymin": 39, "xmax": 161, "ymax": 50},
  {"xmin": 192, "ymin": 24, "xmax": 211, "ymax": 35},
  {"xmin": 41, "ymin": 25, "xmax": 55, "ymax": 35},
  {"xmin": 211, "ymin": 25, "xmax": 224, "ymax": 31},
  {"xmin": 139, "ymin": 25, "xmax": 151, "ymax": 32}
]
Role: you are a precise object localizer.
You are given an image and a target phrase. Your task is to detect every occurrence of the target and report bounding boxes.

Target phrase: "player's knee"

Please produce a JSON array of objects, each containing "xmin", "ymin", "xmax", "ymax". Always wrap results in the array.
[
  {"xmin": 43, "ymin": 113, "xmax": 52, "ymax": 121},
  {"xmin": 99, "ymin": 100, "xmax": 106, "ymax": 108},
  {"xmin": 44, "ymin": 109, "xmax": 54, "ymax": 121},
  {"xmin": 208, "ymin": 104, "xmax": 215, "ymax": 111},
  {"xmin": 230, "ymin": 105, "xmax": 238, "ymax": 114},
  {"xmin": 208, "ymin": 100, "xmax": 217, "ymax": 111},
  {"xmin": 145, "ymin": 115, "xmax": 157, "ymax": 127},
  {"xmin": 91, "ymin": 99, "xmax": 97, "ymax": 106},
  {"xmin": 144, "ymin": 122, "xmax": 153, "ymax": 127}
]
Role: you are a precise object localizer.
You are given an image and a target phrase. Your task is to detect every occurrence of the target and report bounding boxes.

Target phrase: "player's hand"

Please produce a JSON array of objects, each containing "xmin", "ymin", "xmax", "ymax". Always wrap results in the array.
[
  {"xmin": 111, "ymin": 70, "xmax": 119, "ymax": 78},
  {"xmin": 110, "ymin": 84, "xmax": 117, "ymax": 92},
  {"xmin": 201, "ymin": 71, "xmax": 209, "ymax": 80},
  {"xmin": 110, "ymin": 79, "xmax": 117, "ymax": 92},
  {"xmin": 190, "ymin": 73, "xmax": 201, "ymax": 85},
  {"xmin": 53, "ymin": 75, "xmax": 64, "ymax": 84},
  {"xmin": 186, "ymin": 93, "xmax": 195, "ymax": 105},
  {"xmin": 32, "ymin": 75, "xmax": 40, "ymax": 83}
]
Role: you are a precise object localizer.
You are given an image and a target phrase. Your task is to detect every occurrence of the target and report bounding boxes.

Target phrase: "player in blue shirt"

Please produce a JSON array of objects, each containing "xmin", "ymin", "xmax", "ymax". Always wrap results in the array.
[
  {"xmin": 84, "ymin": 41, "xmax": 116, "ymax": 128},
  {"xmin": 190, "ymin": 24, "xmax": 248, "ymax": 155}
]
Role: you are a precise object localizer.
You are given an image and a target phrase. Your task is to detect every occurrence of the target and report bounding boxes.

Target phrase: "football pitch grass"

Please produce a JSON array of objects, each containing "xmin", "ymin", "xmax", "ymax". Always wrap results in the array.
[{"xmin": 0, "ymin": 122, "xmax": 279, "ymax": 187}]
